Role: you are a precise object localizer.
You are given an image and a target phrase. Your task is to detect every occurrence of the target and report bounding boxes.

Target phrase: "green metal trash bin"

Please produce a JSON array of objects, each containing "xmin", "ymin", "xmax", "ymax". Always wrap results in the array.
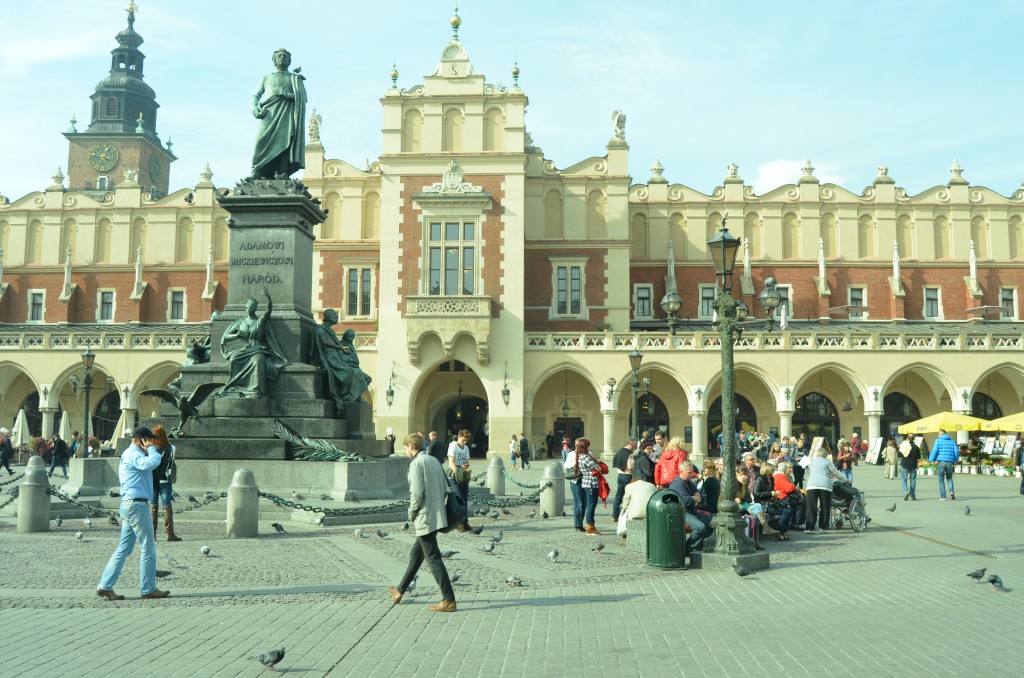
[{"xmin": 646, "ymin": 489, "xmax": 685, "ymax": 569}]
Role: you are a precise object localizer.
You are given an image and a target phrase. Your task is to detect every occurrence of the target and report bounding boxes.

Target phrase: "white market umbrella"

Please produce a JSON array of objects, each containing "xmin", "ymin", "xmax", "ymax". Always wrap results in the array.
[
  {"xmin": 110, "ymin": 408, "xmax": 131, "ymax": 443},
  {"xmin": 11, "ymin": 408, "xmax": 30, "ymax": 447},
  {"xmin": 59, "ymin": 411, "xmax": 73, "ymax": 443}
]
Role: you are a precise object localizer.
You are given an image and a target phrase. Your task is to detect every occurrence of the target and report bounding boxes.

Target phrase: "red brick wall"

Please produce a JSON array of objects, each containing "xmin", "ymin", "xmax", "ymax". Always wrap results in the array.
[
  {"xmin": 524, "ymin": 247, "xmax": 609, "ymax": 331},
  {"xmin": 315, "ymin": 248, "xmax": 378, "ymax": 334}
]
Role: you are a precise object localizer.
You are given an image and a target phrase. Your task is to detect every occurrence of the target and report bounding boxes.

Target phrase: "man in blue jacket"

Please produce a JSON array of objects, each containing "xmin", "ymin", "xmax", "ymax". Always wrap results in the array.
[
  {"xmin": 668, "ymin": 461, "xmax": 715, "ymax": 553},
  {"xmin": 928, "ymin": 428, "xmax": 960, "ymax": 501}
]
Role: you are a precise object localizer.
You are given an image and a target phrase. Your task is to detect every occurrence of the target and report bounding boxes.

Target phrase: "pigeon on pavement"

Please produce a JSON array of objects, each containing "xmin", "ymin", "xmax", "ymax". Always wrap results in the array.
[
  {"xmin": 481, "ymin": 543, "xmax": 495, "ymax": 554},
  {"xmin": 375, "ymin": 529, "xmax": 389, "ymax": 539},
  {"xmin": 165, "ymin": 554, "xmax": 178, "ymax": 568},
  {"xmin": 965, "ymin": 505, "xmax": 972, "ymax": 516},
  {"xmin": 75, "ymin": 531, "xmax": 84, "ymax": 541},
  {"xmin": 547, "ymin": 549, "xmax": 559, "ymax": 562},
  {"xmin": 187, "ymin": 495, "xmax": 199, "ymax": 504},
  {"xmin": 470, "ymin": 525, "xmax": 484, "ymax": 535},
  {"xmin": 478, "ymin": 480, "xmax": 486, "ymax": 487},
  {"xmin": 320, "ymin": 493, "xmax": 333, "ymax": 501},
  {"xmin": 108, "ymin": 514, "xmax": 119, "ymax": 526},
  {"xmin": 402, "ymin": 521, "xmax": 410, "ymax": 531},
  {"xmin": 735, "ymin": 565, "xmax": 750, "ymax": 577},
  {"xmin": 172, "ymin": 490, "xmax": 181, "ymax": 499},
  {"xmin": 592, "ymin": 543, "xmax": 605, "ymax": 554},
  {"xmin": 204, "ymin": 491, "xmax": 214, "ymax": 500},
  {"xmin": 967, "ymin": 567, "xmax": 987, "ymax": 582},
  {"xmin": 506, "ymin": 575, "xmax": 523, "ymax": 587},
  {"xmin": 527, "ymin": 509, "xmax": 536, "ymax": 519},
  {"xmin": 252, "ymin": 647, "xmax": 286, "ymax": 672},
  {"xmin": 491, "ymin": 531, "xmax": 503, "ymax": 543},
  {"xmin": 542, "ymin": 511, "xmax": 549, "ymax": 519},
  {"xmin": 83, "ymin": 518, "xmax": 92, "ymax": 528},
  {"xmin": 55, "ymin": 516, "xmax": 63, "ymax": 527},
  {"xmin": 988, "ymin": 574, "xmax": 1004, "ymax": 591},
  {"xmin": 451, "ymin": 573, "xmax": 461, "ymax": 584},
  {"xmin": 502, "ymin": 508, "xmax": 513, "ymax": 516},
  {"xmin": 314, "ymin": 515, "xmax": 324, "ymax": 526},
  {"xmin": 271, "ymin": 522, "xmax": 286, "ymax": 533},
  {"xmin": 349, "ymin": 493, "xmax": 360, "ymax": 503},
  {"xmin": 491, "ymin": 511, "xmax": 500, "ymax": 520},
  {"xmin": 884, "ymin": 503, "xmax": 896, "ymax": 512},
  {"xmin": 440, "ymin": 550, "xmax": 459, "ymax": 559},
  {"xmin": 200, "ymin": 545, "xmax": 211, "ymax": 557},
  {"xmin": 354, "ymin": 528, "xmax": 365, "ymax": 538}
]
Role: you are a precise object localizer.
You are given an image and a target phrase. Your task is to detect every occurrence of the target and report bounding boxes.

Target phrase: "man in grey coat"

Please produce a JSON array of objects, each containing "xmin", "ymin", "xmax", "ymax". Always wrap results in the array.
[{"xmin": 388, "ymin": 432, "xmax": 457, "ymax": 612}]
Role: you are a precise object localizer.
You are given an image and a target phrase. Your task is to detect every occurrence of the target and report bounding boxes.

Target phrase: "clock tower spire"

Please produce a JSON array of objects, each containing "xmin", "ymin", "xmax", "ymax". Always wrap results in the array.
[{"xmin": 64, "ymin": 2, "xmax": 175, "ymax": 197}]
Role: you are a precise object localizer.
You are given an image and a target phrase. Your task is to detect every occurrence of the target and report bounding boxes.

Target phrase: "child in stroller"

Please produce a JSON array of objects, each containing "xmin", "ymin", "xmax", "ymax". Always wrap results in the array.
[{"xmin": 830, "ymin": 480, "xmax": 869, "ymax": 531}]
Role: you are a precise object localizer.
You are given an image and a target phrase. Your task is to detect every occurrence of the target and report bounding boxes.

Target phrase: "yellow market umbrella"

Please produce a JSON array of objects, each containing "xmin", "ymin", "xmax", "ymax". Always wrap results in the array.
[
  {"xmin": 897, "ymin": 412, "xmax": 986, "ymax": 435},
  {"xmin": 981, "ymin": 412, "xmax": 1024, "ymax": 432}
]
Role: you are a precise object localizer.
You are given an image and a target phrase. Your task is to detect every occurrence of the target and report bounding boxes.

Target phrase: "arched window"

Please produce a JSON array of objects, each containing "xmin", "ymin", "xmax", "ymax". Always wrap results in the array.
[
  {"xmin": 95, "ymin": 219, "xmax": 113, "ymax": 263},
  {"xmin": 105, "ymin": 97, "xmax": 118, "ymax": 117},
  {"xmin": 971, "ymin": 392, "xmax": 1001, "ymax": 420},
  {"xmin": 793, "ymin": 391, "xmax": 840, "ymax": 446},
  {"xmin": 706, "ymin": 212, "xmax": 723, "ymax": 242},
  {"xmin": 632, "ymin": 391, "xmax": 669, "ymax": 441},
  {"xmin": 213, "ymin": 218, "xmax": 230, "ymax": 261},
  {"xmin": 129, "ymin": 219, "xmax": 146, "ymax": 261},
  {"xmin": 882, "ymin": 392, "xmax": 920, "ymax": 439},
  {"xmin": 321, "ymin": 192, "xmax": 342, "ymax": 239},
  {"xmin": 26, "ymin": 219, "xmax": 44, "ymax": 264},
  {"xmin": 707, "ymin": 394, "xmax": 757, "ymax": 455}
]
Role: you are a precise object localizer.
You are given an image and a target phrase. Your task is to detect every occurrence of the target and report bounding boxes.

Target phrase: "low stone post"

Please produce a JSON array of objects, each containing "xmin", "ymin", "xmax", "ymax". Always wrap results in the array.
[
  {"xmin": 486, "ymin": 456, "xmax": 505, "ymax": 496},
  {"xmin": 18, "ymin": 458, "xmax": 51, "ymax": 533},
  {"xmin": 226, "ymin": 469, "xmax": 259, "ymax": 538},
  {"xmin": 539, "ymin": 461, "xmax": 565, "ymax": 519}
]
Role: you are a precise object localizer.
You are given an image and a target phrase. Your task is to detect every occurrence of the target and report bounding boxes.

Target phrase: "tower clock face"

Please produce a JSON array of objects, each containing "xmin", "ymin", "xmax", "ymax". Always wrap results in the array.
[
  {"xmin": 148, "ymin": 154, "xmax": 162, "ymax": 179},
  {"xmin": 88, "ymin": 143, "xmax": 120, "ymax": 172}
]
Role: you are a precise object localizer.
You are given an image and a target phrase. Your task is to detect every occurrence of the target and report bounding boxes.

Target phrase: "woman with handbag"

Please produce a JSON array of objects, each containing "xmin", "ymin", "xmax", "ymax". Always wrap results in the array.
[
  {"xmin": 446, "ymin": 429, "xmax": 474, "ymax": 532},
  {"xmin": 149, "ymin": 425, "xmax": 181, "ymax": 542},
  {"xmin": 755, "ymin": 463, "xmax": 793, "ymax": 541},
  {"xmin": 573, "ymin": 438, "xmax": 603, "ymax": 535},
  {"xmin": 508, "ymin": 435, "xmax": 519, "ymax": 470}
]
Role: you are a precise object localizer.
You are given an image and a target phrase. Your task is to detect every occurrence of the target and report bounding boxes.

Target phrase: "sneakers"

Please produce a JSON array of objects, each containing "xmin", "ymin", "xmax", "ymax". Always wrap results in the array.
[
  {"xmin": 427, "ymin": 601, "xmax": 457, "ymax": 612},
  {"xmin": 96, "ymin": 589, "xmax": 124, "ymax": 601},
  {"xmin": 387, "ymin": 586, "xmax": 403, "ymax": 605},
  {"xmin": 939, "ymin": 498, "xmax": 947, "ymax": 501},
  {"xmin": 141, "ymin": 589, "xmax": 169, "ymax": 599},
  {"xmin": 904, "ymin": 492, "xmax": 910, "ymax": 501}
]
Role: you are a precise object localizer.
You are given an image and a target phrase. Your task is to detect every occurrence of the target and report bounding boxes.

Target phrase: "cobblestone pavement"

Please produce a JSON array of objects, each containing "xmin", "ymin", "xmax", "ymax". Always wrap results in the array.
[{"xmin": 1, "ymin": 464, "xmax": 1021, "ymax": 677}]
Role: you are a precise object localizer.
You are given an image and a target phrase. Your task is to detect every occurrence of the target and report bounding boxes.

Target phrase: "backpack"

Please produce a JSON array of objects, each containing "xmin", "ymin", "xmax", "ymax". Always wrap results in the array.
[
  {"xmin": 563, "ymin": 452, "xmax": 581, "ymax": 480},
  {"xmin": 160, "ymin": 445, "xmax": 178, "ymax": 485},
  {"xmin": 439, "ymin": 476, "xmax": 466, "ymax": 533}
]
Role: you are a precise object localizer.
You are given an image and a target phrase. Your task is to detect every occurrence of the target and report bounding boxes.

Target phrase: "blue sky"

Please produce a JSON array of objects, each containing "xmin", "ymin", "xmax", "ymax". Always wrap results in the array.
[{"xmin": 2, "ymin": 0, "xmax": 1023, "ymax": 201}]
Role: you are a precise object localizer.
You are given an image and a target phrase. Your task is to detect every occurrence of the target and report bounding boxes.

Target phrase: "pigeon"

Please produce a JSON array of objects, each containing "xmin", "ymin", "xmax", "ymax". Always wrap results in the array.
[
  {"xmin": 172, "ymin": 490, "xmax": 181, "ymax": 499},
  {"xmin": 155, "ymin": 569, "xmax": 172, "ymax": 578},
  {"xmin": 966, "ymin": 568, "xmax": 987, "ymax": 582},
  {"xmin": 527, "ymin": 509, "xmax": 536, "ymax": 519},
  {"xmin": 478, "ymin": 480, "xmax": 486, "ymax": 487},
  {"xmin": 964, "ymin": 505, "xmax": 972, "ymax": 516},
  {"xmin": 547, "ymin": 549, "xmax": 559, "ymax": 562},
  {"xmin": 506, "ymin": 575, "xmax": 523, "ymax": 587},
  {"xmin": 735, "ymin": 565, "xmax": 750, "ymax": 577},
  {"xmin": 884, "ymin": 503, "xmax": 896, "ymax": 512},
  {"xmin": 204, "ymin": 491, "xmax": 214, "ymax": 500},
  {"xmin": 291, "ymin": 491, "xmax": 299, "ymax": 499},
  {"xmin": 470, "ymin": 525, "xmax": 484, "ymax": 536},
  {"xmin": 187, "ymin": 495, "xmax": 199, "ymax": 504},
  {"xmin": 83, "ymin": 518, "xmax": 92, "ymax": 528},
  {"xmin": 271, "ymin": 523, "xmax": 286, "ymax": 533},
  {"xmin": 402, "ymin": 521, "xmax": 410, "ymax": 532},
  {"xmin": 252, "ymin": 646, "xmax": 286, "ymax": 672},
  {"xmin": 375, "ymin": 529, "xmax": 388, "ymax": 539},
  {"xmin": 542, "ymin": 511, "xmax": 549, "ymax": 520},
  {"xmin": 491, "ymin": 531, "xmax": 503, "ymax": 544},
  {"xmin": 561, "ymin": 511, "xmax": 567, "ymax": 517},
  {"xmin": 988, "ymin": 574, "xmax": 1004, "ymax": 591},
  {"xmin": 320, "ymin": 494, "xmax": 333, "ymax": 501},
  {"xmin": 354, "ymin": 528, "xmax": 365, "ymax": 538},
  {"xmin": 592, "ymin": 543, "xmax": 605, "ymax": 554},
  {"xmin": 200, "ymin": 545, "xmax": 211, "ymax": 557},
  {"xmin": 481, "ymin": 542, "xmax": 495, "ymax": 554},
  {"xmin": 75, "ymin": 531, "xmax": 84, "ymax": 541},
  {"xmin": 349, "ymin": 493, "xmax": 360, "ymax": 503},
  {"xmin": 55, "ymin": 516, "xmax": 63, "ymax": 527},
  {"xmin": 314, "ymin": 515, "xmax": 324, "ymax": 526},
  {"xmin": 491, "ymin": 511, "xmax": 500, "ymax": 520},
  {"xmin": 108, "ymin": 515, "xmax": 119, "ymax": 526},
  {"xmin": 451, "ymin": 573, "xmax": 461, "ymax": 584},
  {"xmin": 501, "ymin": 508, "xmax": 513, "ymax": 516},
  {"xmin": 165, "ymin": 554, "xmax": 178, "ymax": 568},
  {"xmin": 440, "ymin": 550, "xmax": 459, "ymax": 559}
]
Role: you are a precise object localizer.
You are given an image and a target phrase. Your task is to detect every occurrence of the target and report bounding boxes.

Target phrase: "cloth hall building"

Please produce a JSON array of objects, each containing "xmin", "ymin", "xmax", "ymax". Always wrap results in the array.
[{"xmin": 2, "ymin": 10, "xmax": 1024, "ymax": 459}]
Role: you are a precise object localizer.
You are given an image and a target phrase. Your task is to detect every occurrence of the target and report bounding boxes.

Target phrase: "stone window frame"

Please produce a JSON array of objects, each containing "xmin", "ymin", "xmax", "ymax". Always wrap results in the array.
[
  {"xmin": 27, "ymin": 289, "xmax": 46, "ymax": 323},
  {"xmin": 547, "ymin": 254, "xmax": 589, "ymax": 321},
  {"xmin": 848, "ymin": 286, "xmax": 868, "ymax": 320},
  {"xmin": 776, "ymin": 284, "xmax": 794, "ymax": 320},
  {"xmin": 167, "ymin": 288, "xmax": 187, "ymax": 323},
  {"xmin": 96, "ymin": 289, "xmax": 116, "ymax": 323},
  {"xmin": 999, "ymin": 287, "xmax": 1017, "ymax": 321},
  {"xmin": 697, "ymin": 284, "xmax": 717, "ymax": 320},
  {"xmin": 344, "ymin": 265, "xmax": 376, "ymax": 320},
  {"xmin": 923, "ymin": 286, "xmax": 943, "ymax": 320},
  {"xmin": 424, "ymin": 217, "xmax": 479, "ymax": 297},
  {"xmin": 633, "ymin": 283, "xmax": 653, "ymax": 320}
]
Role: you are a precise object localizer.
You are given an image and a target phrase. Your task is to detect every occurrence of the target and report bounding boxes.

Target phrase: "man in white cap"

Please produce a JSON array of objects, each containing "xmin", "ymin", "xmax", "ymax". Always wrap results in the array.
[{"xmin": 0, "ymin": 428, "xmax": 14, "ymax": 475}]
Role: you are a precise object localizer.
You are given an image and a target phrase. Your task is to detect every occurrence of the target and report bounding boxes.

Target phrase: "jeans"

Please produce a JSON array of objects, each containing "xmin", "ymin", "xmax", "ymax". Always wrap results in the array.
[
  {"xmin": 398, "ymin": 530, "xmax": 455, "ymax": 602},
  {"xmin": 455, "ymin": 481, "xmax": 470, "ymax": 525},
  {"xmin": 611, "ymin": 474, "xmax": 631, "ymax": 520},
  {"xmin": 149, "ymin": 481, "xmax": 173, "ymax": 509},
  {"xmin": 805, "ymin": 489, "xmax": 831, "ymax": 531},
  {"xmin": 840, "ymin": 469, "xmax": 853, "ymax": 482},
  {"xmin": 98, "ymin": 501, "xmax": 158, "ymax": 595},
  {"xmin": 569, "ymin": 481, "xmax": 583, "ymax": 529},
  {"xmin": 581, "ymin": 485, "xmax": 599, "ymax": 526},
  {"xmin": 767, "ymin": 504, "xmax": 794, "ymax": 533},
  {"xmin": 48, "ymin": 458, "xmax": 68, "ymax": 476},
  {"xmin": 684, "ymin": 511, "xmax": 713, "ymax": 551},
  {"xmin": 936, "ymin": 461, "xmax": 955, "ymax": 499},
  {"xmin": 900, "ymin": 467, "xmax": 917, "ymax": 499}
]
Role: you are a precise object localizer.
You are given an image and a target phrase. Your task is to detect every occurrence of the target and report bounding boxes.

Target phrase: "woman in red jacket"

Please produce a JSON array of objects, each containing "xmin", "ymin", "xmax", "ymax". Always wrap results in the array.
[
  {"xmin": 654, "ymin": 437, "xmax": 688, "ymax": 488},
  {"xmin": 772, "ymin": 461, "xmax": 805, "ymax": 531}
]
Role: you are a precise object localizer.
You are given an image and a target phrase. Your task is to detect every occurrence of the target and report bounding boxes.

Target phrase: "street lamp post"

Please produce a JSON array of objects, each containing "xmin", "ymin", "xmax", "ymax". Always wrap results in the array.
[
  {"xmin": 81, "ymin": 348, "xmax": 96, "ymax": 452},
  {"xmin": 628, "ymin": 349, "xmax": 644, "ymax": 440},
  {"xmin": 703, "ymin": 220, "xmax": 781, "ymax": 570},
  {"xmin": 661, "ymin": 291, "xmax": 682, "ymax": 335}
]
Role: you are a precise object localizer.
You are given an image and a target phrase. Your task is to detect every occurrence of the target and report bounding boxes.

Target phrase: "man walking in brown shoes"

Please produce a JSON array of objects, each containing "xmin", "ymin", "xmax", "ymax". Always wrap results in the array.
[
  {"xmin": 388, "ymin": 432, "xmax": 456, "ymax": 612},
  {"xmin": 96, "ymin": 426, "xmax": 170, "ymax": 601}
]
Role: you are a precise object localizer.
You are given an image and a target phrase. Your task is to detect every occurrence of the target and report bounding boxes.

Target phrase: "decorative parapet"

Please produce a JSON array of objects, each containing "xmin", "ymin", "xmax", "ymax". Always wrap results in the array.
[{"xmin": 405, "ymin": 295, "xmax": 492, "ymax": 366}]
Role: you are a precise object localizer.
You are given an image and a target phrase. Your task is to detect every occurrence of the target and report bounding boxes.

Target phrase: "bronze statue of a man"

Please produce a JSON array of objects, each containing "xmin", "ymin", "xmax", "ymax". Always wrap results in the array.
[
  {"xmin": 250, "ymin": 48, "xmax": 307, "ymax": 179},
  {"xmin": 308, "ymin": 309, "xmax": 371, "ymax": 408}
]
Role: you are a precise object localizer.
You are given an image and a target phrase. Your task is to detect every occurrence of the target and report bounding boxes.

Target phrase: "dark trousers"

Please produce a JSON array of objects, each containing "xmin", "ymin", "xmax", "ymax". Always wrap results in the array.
[
  {"xmin": 793, "ymin": 463, "xmax": 805, "ymax": 489},
  {"xmin": 569, "ymin": 480, "xmax": 583, "ymax": 529},
  {"xmin": 398, "ymin": 530, "xmax": 455, "ymax": 602},
  {"xmin": 805, "ymin": 489, "xmax": 831, "ymax": 530},
  {"xmin": 1, "ymin": 459, "xmax": 13, "ymax": 475},
  {"xmin": 455, "ymin": 481, "xmax": 470, "ymax": 526},
  {"xmin": 611, "ymin": 474, "xmax": 631, "ymax": 520}
]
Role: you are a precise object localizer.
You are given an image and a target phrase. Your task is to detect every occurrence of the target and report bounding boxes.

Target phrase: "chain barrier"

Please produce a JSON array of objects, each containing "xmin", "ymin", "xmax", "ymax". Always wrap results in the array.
[
  {"xmin": 173, "ymin": 493, "xmax": 224, "ymax": 514},
  {"xmin": 47, "ymin": 487, "xmax": 118, "ymax": 519},
  {"xmin": 47, "ymin": 472, "xmax": 70, "ymax": 480},
  {"xmin": 501, "ymin": 468, "xmax": 541, "ymax": 489},
  {"xmin": 0, "ymin": 493, "xmax": 16, "ymax": 511},
  {"xmin": 469, "ymin": 481, "xmax": 551, "ymax": 508},
  {"xmin": 259, "ymin": 491, "xmax": 409, "ymax": 516},
  {"xmin": 0, "ymin": 472, "xmax": 25, "ymax": 487}
]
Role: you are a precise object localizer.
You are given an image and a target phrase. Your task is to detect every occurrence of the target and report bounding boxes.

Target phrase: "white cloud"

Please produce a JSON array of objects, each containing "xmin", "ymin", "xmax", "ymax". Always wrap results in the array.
[{"xmin": 751, "ymin": 159, "xmax": 848, "ymax": 195}]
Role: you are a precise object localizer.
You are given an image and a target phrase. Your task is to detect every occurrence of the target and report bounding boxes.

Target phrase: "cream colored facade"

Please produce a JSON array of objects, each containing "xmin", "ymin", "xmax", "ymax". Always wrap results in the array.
[{"xmin": 3, "ymin": 15, "xmax": 1024, "ymax": 455}]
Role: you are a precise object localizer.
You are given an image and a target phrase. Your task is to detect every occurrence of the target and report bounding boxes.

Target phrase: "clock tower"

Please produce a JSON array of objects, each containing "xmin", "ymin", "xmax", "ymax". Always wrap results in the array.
[{"xmin": 64, "ymin": 2, "xmax": 175, "ymax": 197}]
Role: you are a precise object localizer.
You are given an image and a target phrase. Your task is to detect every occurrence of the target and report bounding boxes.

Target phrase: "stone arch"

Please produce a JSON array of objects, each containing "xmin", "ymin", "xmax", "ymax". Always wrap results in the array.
[
  {"xmin": 60, "ymin": 218, "xmax": 78, "ymax": 260},
  {"xmin": 970, "ymin": 215, "xmax": 989, "ymax": 260},
  {"xmin": 669, "ymin": 212, "xmax": 686, "ymax": 258},
  {"xmin": 483, "ymin": 107, "xmax": 505, "ymax": 151},
  {"xmin": 933, "ymin": 214, "xmax": 952, "ymax": 259},
  {"xmin": 129, "ymin": 217, "xmax": 146, "ymax": 261},
  {"xmin": 630, "ymin": 213, "xmax": 648, "ymax": 259},
  {"xmin": 971, "ymin": 363, "xmax": 1024, "ymax": 416},
  {"xmin": 743, "ymin": 212, "xmax": 761, "ymax": 260},
  {"xmin": 820, "ymin": 212, "xmax": 838, "ymax": 257},
  {"xmin": 585, "ymin": 190, "xmax": 606, "ymax": 238},
  {"xmin": 175, "ymin": 216, "xmax": 194, "ymax": 262},
  {"xmin": 706, "ymin": 211, "xmax": 723, "ymax": 243},
  {"xmin": 0, "ymin": 362, "xmax": 40, "ymax": 427},
  {"xmin": 321, "ymin": 191, "xmax": 342, "ymax": 239},
  {"xmin": 442, "ymin": 108, "xmax": 464, "ymax": 152},
  {"xmin": 882, "ymin": 363, "xmax": 958, "ymax": 416},
  {"xmin": 410, "ymin": 358, "xmax": 487, "ymax": 452},
  {"xmin": 793, "ymin": 363, "xmax": 868, "ymax": 413},
  {"xmin": 858, "ymin": 213, "xmax": 876, "ymax": 258},
  {"xmin": 95, "ymin": 218, "xmax": 113, "ymax": 263},
  {"xmin": 896, "ymin": 214, "xmax": 913, "ymax": 257},
  {"xmin": 543, "ymin": 189, "xmax": 563, "ymax": 239},
  {"xmin": 130, "ymin": 361, "xmax": 181, "ymax": 416},
  {"xmin": 782, "ymin": 212, "xmax": 800, "ymax": 259},
  {"xmin": 402, "ymin": 108, "xmax": 423, "ymax": 153},
  {"xmin": 361, "ymin": 191, "xmax": 380, "ymax": 240},
  {"xmin": 26, "ymin": 218, "xmax": 44, "ymax": 264}
]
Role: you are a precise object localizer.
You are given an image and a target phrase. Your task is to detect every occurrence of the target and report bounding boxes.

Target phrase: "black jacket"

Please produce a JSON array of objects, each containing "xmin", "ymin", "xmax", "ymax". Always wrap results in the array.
[
  {"xmin": 51, "ymin": 438, "xmax": 69, "ymax": 461},
  {"xmin": 427, "ymin": 438, "xmax": 447, "ymax": 467}
]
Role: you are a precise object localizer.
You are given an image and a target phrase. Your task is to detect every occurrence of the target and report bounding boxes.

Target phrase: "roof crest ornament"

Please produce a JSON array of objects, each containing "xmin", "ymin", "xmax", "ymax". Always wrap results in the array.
[{"xmin": 423, "ymin": 159, "xmax": 483, "ymax": 194}]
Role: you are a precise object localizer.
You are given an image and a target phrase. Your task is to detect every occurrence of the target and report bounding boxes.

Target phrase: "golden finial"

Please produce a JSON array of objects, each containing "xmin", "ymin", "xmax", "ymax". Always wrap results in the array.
[
  {"xmin": 390, "ymin": 62, "xmax": 399, "ymax": 89},
  {"xmin": 450, "ymin": 5, "xmax": 461, "ymax": 38},
  {"xmin": 126, "ymin": 1, "xmax": 139, "ymax": 17}
]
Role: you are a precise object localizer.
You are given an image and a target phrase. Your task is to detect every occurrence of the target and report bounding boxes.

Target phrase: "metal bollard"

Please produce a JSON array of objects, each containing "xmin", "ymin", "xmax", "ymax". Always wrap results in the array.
[
  {"xmin": 539, "ymin": 461, "xmax": 565, "ymax": 519},
  {"xmin": 226, "ymin": 469, "xmax": 259, "ymax": 538},
  {"xmin": 486, "ymin": 456, "xmax": 505, "ymax": 496},
  {"xmin": 18, "ymin": 462, "xmax": 51, "ymax": 533}
]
